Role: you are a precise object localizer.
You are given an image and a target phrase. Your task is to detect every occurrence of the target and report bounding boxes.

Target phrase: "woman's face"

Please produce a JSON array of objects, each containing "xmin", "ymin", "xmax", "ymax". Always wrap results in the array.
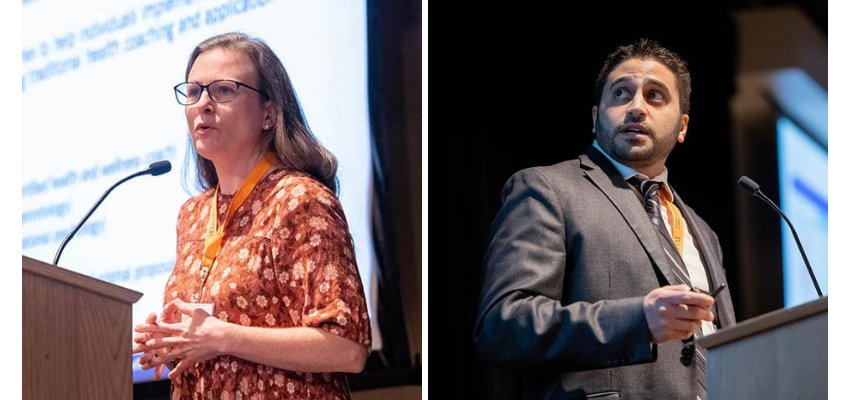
[{"xmin": 185, "ymin": 48, "xmax": 271, "ymax": 168}]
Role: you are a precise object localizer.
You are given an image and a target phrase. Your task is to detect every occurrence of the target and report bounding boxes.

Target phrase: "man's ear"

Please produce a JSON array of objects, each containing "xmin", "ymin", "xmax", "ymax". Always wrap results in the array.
[{"xmin": 592, "ymin": 106, "xmax": 598, "ymax": 133}]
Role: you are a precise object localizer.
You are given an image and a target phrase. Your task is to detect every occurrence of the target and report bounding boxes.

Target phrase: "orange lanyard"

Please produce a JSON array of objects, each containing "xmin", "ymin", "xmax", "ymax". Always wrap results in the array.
[
  {"xmin": 659, "ymin": 189, "xmax": 685, "ymax": 256},
  {"xmin": 201, "ymin": 155, "xmax": 273, "ymax": 275}
]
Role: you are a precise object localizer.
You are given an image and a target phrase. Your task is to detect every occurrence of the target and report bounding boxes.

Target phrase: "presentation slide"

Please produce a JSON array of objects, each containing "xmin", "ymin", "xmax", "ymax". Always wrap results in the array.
[
  {"xmin": 22, "ymin": 0, "xmax": 378, "ymax": 381},
  {"xmin": 777, "ymin": 117, "xmax": 828, "ymax": 307}
]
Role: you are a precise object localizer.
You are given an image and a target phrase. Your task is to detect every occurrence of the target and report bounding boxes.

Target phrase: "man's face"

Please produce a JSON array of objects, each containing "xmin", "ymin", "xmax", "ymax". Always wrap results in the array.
[{"xmin": 593, "ymin": 58, "xmax": 688, "ymax": 174}]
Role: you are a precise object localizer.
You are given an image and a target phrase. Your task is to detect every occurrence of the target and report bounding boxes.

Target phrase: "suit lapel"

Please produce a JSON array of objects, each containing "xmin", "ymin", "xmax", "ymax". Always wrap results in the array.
[
  {"xmin": 580, "ymin": 147, "xmax": 681, "ymax": 287},
  {"xmin": 672, "ymin": 189, "xmax": 735, "ymax": 328}
]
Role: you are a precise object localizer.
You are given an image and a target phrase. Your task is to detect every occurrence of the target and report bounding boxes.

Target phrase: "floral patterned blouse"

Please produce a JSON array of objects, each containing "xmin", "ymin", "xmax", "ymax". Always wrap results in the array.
[{"xmin": 164, "ymin": 168, "xmax": 371, "ymax": 399}]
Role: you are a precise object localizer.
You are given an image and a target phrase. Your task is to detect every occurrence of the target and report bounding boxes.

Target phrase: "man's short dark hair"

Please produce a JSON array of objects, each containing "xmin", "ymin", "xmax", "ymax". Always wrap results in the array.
[{"xmin": 594, "ymin": 38, "xmax": 691, "ymax": 115}]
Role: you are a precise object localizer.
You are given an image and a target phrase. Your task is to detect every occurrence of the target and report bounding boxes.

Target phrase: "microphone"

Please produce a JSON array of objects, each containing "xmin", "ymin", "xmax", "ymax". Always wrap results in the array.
[
  {"xmin": 52, "ymin": 160, "xmax": 172, "ymax": 266},
  {"xmin": 737, "ymin": 176, "xmax": 823, "ymax": 297}
]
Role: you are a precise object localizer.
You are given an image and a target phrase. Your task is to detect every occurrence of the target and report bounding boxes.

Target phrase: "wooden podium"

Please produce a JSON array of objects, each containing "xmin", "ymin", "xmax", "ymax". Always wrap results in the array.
[
  {"xmin": 698, "ymin": 297, "xmax": 827, "ymax": 400},
  {"xmin": 23, "ymin": 256, "xmax": 143, "ymax": 400}
]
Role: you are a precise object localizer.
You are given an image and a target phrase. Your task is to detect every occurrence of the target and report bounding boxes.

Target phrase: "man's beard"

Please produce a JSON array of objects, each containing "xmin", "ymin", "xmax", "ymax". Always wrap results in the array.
[{"xmin": 595, "ymin": 117, "xmax": 677, "ymax": 168}]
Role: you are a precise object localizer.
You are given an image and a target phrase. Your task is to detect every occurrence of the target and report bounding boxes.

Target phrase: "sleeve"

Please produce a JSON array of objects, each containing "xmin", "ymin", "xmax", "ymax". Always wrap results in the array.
[
  {"xmin": 473, "ymin": 168, "xmax": 655, "ymax": 371},
  {"xmin": 271, "ymin": 178, "xmax": 371, "ymax": 349}
]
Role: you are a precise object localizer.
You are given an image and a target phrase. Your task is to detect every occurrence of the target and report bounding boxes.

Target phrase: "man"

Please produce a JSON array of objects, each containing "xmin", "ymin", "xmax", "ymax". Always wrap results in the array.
[{"xmin": 474, "ymin": 39, "xmax": 736, "ymax": 399}]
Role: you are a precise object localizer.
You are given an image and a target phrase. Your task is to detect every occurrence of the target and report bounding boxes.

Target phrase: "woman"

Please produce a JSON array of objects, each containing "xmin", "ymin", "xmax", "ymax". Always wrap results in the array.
[{"xmin": 132, "ymin": 32, "xmax": 371, "ymax": 399}]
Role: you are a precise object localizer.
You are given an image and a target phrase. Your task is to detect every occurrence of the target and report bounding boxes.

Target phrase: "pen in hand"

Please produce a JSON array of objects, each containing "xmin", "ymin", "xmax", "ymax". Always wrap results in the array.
[{"xmin": 691, "ymin": 282, "xmax": 727, "ymax": 298}]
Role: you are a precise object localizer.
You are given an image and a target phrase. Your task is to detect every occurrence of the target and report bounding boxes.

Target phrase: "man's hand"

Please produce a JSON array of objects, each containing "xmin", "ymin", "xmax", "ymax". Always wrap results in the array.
[{"xmin": 643, "ymin": 284, "xmax": 715, "ymax": 343}]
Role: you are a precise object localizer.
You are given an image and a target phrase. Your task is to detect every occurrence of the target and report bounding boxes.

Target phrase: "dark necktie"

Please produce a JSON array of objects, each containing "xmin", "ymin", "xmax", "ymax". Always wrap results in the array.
[
  {"xmin": 631, "ymin": 177, "xmax": 707, "ymax": 398},
  {"xmin": 638, "ymin": 179, "xmax": 664, "ymax": 227},
  {"xmin": 630, "ymin": 178, "xmax": 690, "ymax": 284}
]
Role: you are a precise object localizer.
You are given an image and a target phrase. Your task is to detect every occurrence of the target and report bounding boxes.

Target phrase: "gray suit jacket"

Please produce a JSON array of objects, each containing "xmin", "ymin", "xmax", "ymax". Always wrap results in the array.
[{"xmin": 474, "ymin": 146, "xmax": 736, "ymax": 400}]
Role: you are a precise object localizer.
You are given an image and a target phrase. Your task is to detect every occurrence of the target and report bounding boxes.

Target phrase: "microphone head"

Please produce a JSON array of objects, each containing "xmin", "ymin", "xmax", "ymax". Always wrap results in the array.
[
  {"xmin": 737, "ymin": 176, "xmax": 760, "ymax": 195},
  {"xmin": 148, "ymin": 160, "xmax": 172, "ymax": 176}
]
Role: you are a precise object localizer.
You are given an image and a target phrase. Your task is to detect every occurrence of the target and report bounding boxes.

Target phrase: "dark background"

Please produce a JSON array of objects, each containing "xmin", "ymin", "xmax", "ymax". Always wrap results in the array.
[{"xmin": 428, "ymin": 1, "xmax": 825, "ymax": 398}]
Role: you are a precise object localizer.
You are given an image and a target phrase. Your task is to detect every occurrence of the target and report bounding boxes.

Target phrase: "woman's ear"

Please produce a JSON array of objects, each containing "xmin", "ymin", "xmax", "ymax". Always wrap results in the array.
[{"xmin": 263, "ymin": 102, "xmax": 275, "ymax": 130}]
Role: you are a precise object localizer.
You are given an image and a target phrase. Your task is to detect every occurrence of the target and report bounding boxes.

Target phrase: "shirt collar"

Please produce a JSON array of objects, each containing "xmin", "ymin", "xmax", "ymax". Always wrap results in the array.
[{"xmin": 592, "ymin": 140, "xmax": 672, "ymax": 194}]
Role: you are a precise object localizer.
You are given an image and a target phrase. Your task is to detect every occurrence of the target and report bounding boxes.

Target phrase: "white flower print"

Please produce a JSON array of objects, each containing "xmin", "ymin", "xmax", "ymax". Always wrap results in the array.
[
  {"xmin": 280, "ymin": 227, "xmax": 290, "ymax": 239},
  {"xmin": 238, "ymin": 248, "xmax": 249, "ymax": 261},
  {"xmin": 336, "ymin": 299, "xmax": 351, "ymax": 313},
  {"xmin": 283, "ymin": 296, "xmax": 291, "ymax": 307},
  {"xmin": 265, "ymin": 313, "xmax": 276, "ymax": 326},
  {"xmin": 263, "ymin": 268, "xmax": 275, "ymax": 280},
  {"xmin": 272, "ymin": 296, "xmax": 279, "ymax": 304},
  {"xmin": 256, "ymin": 295, "xmax": 268, "ymax": 307},
  {"xmin": 307, "ymin": 259, "xmax": 317, "ymax": 273},
  {"xmin": 239, "ymin": 313, "xmax": 251, "ymax": 326},
  {"xmin": 288, "ymin": 198, "xmax": 300, "ymax": 210},
  {"xmin": 274, "ymin": 373, "xmax": 285, "ymax": 387},
  {"xmin": 318, "ymin": 194, "xmax": 332, "ymax": 206},
  {"xmin": 221, "ymin": 391, "xmax": 231, "ymax": 400},
  {"xmin": 237, "ymin": 296, "xmax": 248, "ymax": 309},
  {"xmin": 199, "ymin": 204, "xmax": 208, "ymax": 219},
  {"xmin": 218, "ymin": 311, "xmax": 229, "ymax": 321},
  {"xmin": 293, "ymin": 261, "xmax": 304, "ymax": 279},
  {"xmin": 223, "ymin": 267, "xmax": 231, "ymax": 278},
  {"xmin": 319, "ymin": 281, "xmax": 330, "ymax": 294},
  {"xmin": 229, "ymin": 282, "xmax": 237, "ymax": 290},
  {"xmin": 167, "ymin": 275, "xmax": 176, "ymax": 286},
  {"xmin": 278, "ymin": 270, "xmax": 289, "ymax": 284},
  {"xmin": 309, "ymin": 217, "xmax": 329, "ymax": 230},
  {"xmin": 187, "ymin": 202, "xmax": 196, "ymax": 212},
  {"xmin": 295, "ymin": 232, "xmax": 302, "ymax": 241},
  {"xmin": 287, "ymin": 382, "xmax": 295, "ymax": 394},
  {"xmin": 309, "ymin": 234, "xmax": 322, "ymax": 247},
  {"xmin": 210, "ymin": 281, "xmax": 220, "ymax": 296},
  {"xmin": 337, "ymin": 315, "xmax": 348, "ymax": 326},
  {"xmin": 324, "ymin": 264, "xmax": 339, "ymax": 280},
  {"xmin": 248, "ymin": 256, "xmax": 261, "ymax": 272},
  {"xmin": 251, "ymin": 200, "xmax": 262, "ymax": 215},
  {"xmin": 231, "ymin": 360, "xmax": 238, "ymax": 372},
  {"xmin": 239, "ymin": 215, "xmax": 249, "ymax": 227},
  {"xmin": 291, "ymin": 184, "xmax": 306, "ymax": 197}
]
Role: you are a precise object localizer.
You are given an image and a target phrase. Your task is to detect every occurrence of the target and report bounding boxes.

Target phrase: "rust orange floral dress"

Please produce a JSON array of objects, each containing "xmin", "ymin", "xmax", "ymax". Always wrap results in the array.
[{"xmin": 164, "ymin": 168, "xmax": 371, "ymax": 399}]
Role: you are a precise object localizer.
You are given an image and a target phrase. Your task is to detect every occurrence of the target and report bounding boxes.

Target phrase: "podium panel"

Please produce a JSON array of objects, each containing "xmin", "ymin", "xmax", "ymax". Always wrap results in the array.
[
  {"xmin": 23, "ymin": 256, "xmax": 142, "ymax": 400},
  {"xmin": 699, "ymin": 297, "xmax": 827, "ymax": 400}
]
